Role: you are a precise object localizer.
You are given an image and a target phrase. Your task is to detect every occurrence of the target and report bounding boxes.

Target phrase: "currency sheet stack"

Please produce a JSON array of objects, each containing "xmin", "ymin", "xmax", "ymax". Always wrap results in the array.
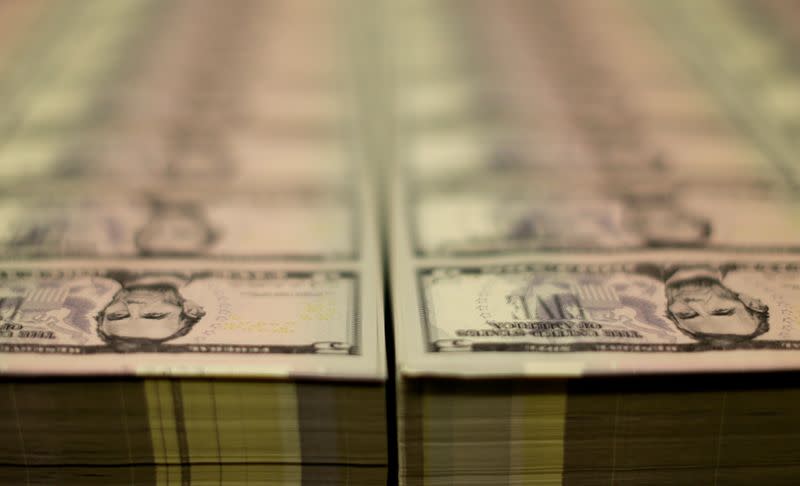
[
  {"xmin": 0, "ymin": 1, "xmax": 386, "ymax": 484},
  {"xmin": 387, "ymin": 1, "xmax": 800, "ymax": 484}
]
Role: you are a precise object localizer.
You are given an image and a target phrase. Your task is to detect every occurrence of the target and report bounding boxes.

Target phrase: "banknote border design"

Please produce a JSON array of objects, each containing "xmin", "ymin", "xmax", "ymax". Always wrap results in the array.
[
  {"xmin": 417, "ymin": 263, "xmax": 800, "ymax": 353},
  {"xmin": 0, "ymin": 270, "xmax": 362, "ymax": 355}
]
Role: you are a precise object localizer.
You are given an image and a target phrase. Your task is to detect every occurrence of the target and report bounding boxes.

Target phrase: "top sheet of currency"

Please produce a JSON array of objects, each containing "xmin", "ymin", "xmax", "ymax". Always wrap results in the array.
[{"xmin": 0, "ymin": 262, "xmax": 385, "ymax": 379}]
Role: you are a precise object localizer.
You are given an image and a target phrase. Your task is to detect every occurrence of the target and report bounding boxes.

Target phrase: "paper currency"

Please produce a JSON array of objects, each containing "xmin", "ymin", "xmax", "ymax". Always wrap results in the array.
[
  {"xmin": 0, "ymin": 0, "xmax": 384, "ymax": 381},
  {"xmin": 640, "ymin": 0, "xmax": 800, "ymax": 188},
  {"xmin": 421, "ymin": 261, "xmax": 800, "ymax": 352},
  {"xmin": 389, "ymin": 0, "xmax": 800, "ymax": 378},
  {"xmin": 0, "ymin": 1, "xmax": 387, "ymax": 483},
  {"xmin": 0, "ymin": 190, "xmax": 354, "ymax": 259},
  {"xmin": 0, "ymin": 261, "xmax": 382, "ymax": 378},
  {"xmin": 0, "ymin": 268, "xmax": 357, "ymax": 354},
  {"xmin": 389, "ymin": 1, "xmax": 800, "ymax": 484},
  {"xmin": 413, "ymin": 188, "xmax": 800, "ymax": 256}
]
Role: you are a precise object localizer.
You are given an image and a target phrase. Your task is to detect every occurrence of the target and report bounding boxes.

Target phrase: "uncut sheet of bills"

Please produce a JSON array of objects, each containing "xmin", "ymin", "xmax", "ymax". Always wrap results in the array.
[
  {"xmin": 0, "ymin": 1, "xmax": 386, "ymax": 484},
  {"xmin": 387, "ymin": 0, "xmax": 800, "ymax": 484}
]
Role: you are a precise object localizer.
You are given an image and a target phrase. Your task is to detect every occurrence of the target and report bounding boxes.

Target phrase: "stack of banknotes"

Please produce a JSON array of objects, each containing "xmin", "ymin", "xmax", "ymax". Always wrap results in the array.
[
  {"xmin": 6, "ymin": 0, "xmax": 800, "ymax": 484},
  {"xmin": 388, "ymin": 0, "xmax": 800, "ymax": 484},
  {"xmin": 0, "ymin": 1, "xmax": 386, "ymax": 484}
]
